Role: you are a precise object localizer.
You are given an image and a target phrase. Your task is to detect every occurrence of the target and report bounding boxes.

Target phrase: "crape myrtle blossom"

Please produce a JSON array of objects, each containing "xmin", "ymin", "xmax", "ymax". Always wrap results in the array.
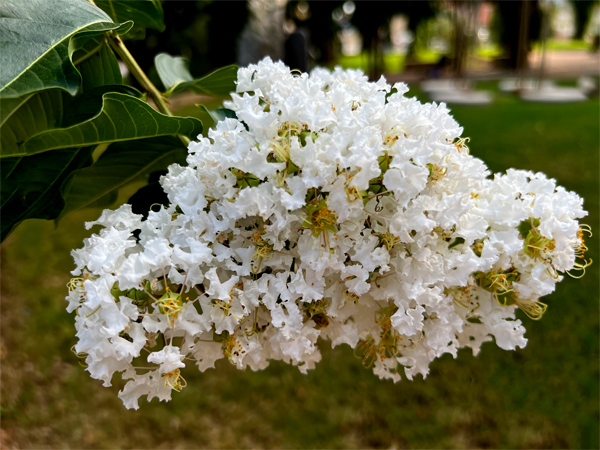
[{"xmin": 67, "ymin": 58, "xmax": 592, "ymax": 409}]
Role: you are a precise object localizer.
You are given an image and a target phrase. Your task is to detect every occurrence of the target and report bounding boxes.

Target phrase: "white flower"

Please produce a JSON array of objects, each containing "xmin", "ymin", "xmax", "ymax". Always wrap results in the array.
[
  {"xmin": 147, "ymin": 345, "xmax": 186, "ymax": 374},
  {"xmin": 67, "ymin": 58, "xmax": 590, "ymax": 409}
]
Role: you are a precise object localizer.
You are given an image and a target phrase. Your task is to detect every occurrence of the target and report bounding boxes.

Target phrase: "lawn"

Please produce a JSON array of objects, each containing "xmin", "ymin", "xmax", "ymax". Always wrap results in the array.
[
  {"xmin": 336, "ymin": 48, "xmax": 443, "ymax": 73},
  {"xmin": 1, "ymin": 86, "xmax": 598, "ymax": 449},
  {"xmin": 336, "ymin": 39, "xmax": 593, "ymax": 74},
  {"xmin": 534, "ymin": 39, "xmax": 593, "ymax": 52}
]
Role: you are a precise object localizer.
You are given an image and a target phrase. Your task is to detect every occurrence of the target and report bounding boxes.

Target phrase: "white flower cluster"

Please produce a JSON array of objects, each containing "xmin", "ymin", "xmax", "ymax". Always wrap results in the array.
[{"xmin": 67, "ymin": 58, "xmax": 591, "ymax": 409}]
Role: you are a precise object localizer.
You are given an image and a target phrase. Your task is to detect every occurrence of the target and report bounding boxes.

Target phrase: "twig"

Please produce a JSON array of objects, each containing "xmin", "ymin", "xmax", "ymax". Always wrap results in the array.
[{"xmin": 107, "ymin": 32, "xmax": 191, "ymax": 147}]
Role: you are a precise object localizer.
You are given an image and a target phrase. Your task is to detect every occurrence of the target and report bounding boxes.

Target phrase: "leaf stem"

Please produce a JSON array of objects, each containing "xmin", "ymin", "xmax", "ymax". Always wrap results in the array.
[{"xmin": 107, "ymin": 32, "xmax": 190, "ymax": 147}]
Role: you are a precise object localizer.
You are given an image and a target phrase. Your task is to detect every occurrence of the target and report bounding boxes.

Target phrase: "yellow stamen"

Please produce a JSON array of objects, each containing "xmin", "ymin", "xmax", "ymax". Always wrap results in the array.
[{"xmin": 163, "ymin": 369, "xmax": 186, "ymax": 391}]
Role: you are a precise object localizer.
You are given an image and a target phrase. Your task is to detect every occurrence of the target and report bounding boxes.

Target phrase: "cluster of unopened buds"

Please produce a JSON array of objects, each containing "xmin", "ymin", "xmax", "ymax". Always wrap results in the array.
[{"xmin": 67, "ymin": 58, "xmax": 591, "ymax": 409}]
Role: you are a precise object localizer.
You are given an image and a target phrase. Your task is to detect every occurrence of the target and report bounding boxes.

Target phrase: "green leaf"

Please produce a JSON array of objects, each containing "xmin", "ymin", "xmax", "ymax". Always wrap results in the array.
[
  {"xmin": 0, "ymin": 89, "xmax": 68, "ymax": 155},
  {"xmin": 61, "ymin": 136, "xmax": 187, "ymax": 215},
  {"xmin": 197, "ymin": 105, "xmax": 238, "ymax": 127},
  {"xmin": 0, "ymin": 0, "xmax": 132, "ymax": 98},
  {"xmin": 1, "ymin": 147, "xmax": 94, "ymax": 242},
  {"xmin": 1, "ymin": 35, "xmax": 126, "ymax": 152},
  {"xmin": 155, "ymin": 53, "xmax": 237, "ymax": 97},
  {"xmin": 178, "ymin": 65, "xmax": 238, "ymax": 97},
  {"xmin": 75, "ymin": 36, "xmax": 123, "ymax": 91},
  {"xmin": 118, "ymin": 23, "xmax": 148, "ymax": 41},
  {"xmin": 62, "ymin": 85, "xmax": 142, "ymax": 127},
  {"xmin": 0, "ymin": 97, "xmax": 29, "ymax": 125},
  {"xmin": 155, "ymin": 53, "xmax": 193, "ymax": 91},
  {"xmin": 1, "ymin": 92, "xmax": 202, "ymax": 158},
  {"xmin": 0, "ymin": 87, "xmax": 138, "ymax": 157},
  {"xmin": 209, "ymin": 108, "xmax": 238, "ymax": 122},
  {"xmin": 0, "ymin": 158, "xmax": 20, "ymax": 207},
  {"xmin": 95, "ymin": 0, "xmax": 165, "ymax": 32}
]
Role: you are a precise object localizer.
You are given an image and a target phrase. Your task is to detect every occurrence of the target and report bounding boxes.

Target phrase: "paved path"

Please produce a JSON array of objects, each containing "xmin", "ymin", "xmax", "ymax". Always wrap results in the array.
[
  {"xmin": 528, "ymin": 50, "xmax": 599, "ymax": 78},
  {"xmin": 387, "ymin": 50, "xmax": 599, "ymax": 83}
]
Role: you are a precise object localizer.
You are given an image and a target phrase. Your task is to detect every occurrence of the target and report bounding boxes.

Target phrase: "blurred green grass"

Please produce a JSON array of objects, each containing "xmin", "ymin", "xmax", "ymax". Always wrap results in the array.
[
  {"xmin": 1, "ymin": 86, "xmax": 598, "ymax": 449},
  {"xmin": 337, "ymin": 49, "xmax": 443, "ymax": 73},
  {"xmin": 337, "ymin": 40, "xmax": 592, "ymax": 73},
  {"xmin": 534, "ymin": 39, "xmax": 593, "ymax": 52}
]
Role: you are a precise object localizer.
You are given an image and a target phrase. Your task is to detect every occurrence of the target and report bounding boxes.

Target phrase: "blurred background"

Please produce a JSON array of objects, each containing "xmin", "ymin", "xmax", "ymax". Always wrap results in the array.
[{"xmin": 1, "ymin": 0, "xmax": 599, "ymax": 448}]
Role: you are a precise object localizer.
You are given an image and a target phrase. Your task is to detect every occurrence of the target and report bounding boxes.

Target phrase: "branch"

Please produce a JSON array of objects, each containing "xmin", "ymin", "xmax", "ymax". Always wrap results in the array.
[{"xmin": 107, "ymin": 32, "xmax": 191, "ymax": 147}]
